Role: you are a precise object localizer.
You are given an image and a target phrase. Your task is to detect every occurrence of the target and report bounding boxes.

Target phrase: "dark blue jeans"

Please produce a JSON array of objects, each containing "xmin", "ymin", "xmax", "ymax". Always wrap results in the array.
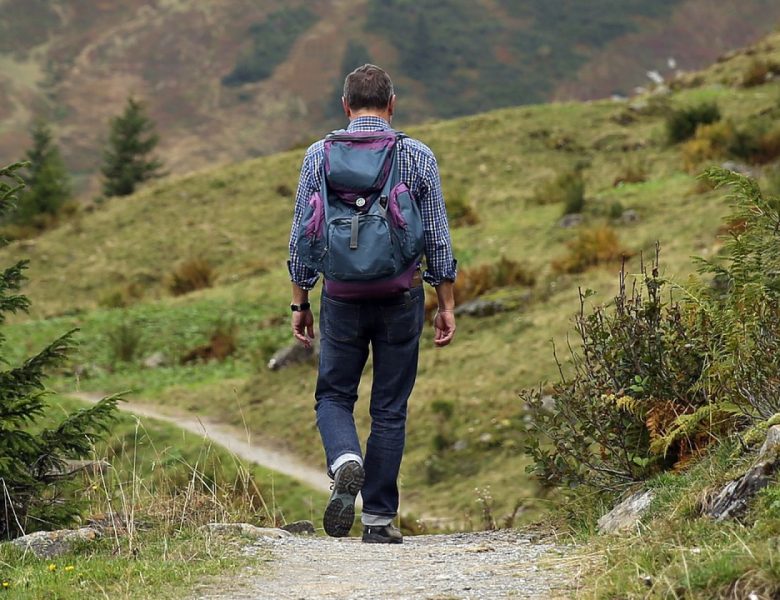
[{"xmin": 315, "ymin": 286, "xmax": 425, "ymax": 520}]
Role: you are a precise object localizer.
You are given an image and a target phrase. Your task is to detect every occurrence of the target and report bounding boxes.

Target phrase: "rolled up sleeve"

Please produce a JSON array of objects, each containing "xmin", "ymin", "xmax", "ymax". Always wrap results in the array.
[
  {"xmin": 419, "ymin": 155, "xmax": 457, "ymax": 286},
  {"xmin": 287, "ymin": 150, "xmax": 320, "ymax": 290}
]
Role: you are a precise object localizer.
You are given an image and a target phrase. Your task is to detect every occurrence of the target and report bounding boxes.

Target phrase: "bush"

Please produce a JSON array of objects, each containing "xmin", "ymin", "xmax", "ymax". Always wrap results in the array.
[
  {"xmin": 0, "ymin": 162, "xmax": 118, "ymax": 538},
  {"xmin": 524, "ymin": 255, "xmax": 737, "ymax": 493},
  {"xmin": 612, "ymin": 159, "xmax": 647, "ymax": 187},
  {"xmin": 666, "ymin": 102, "xmax": 721, "ymax": 144},
  {"xmin": 444, "ymin": 183, "xmax": 480, "ymax": 227},
  {"xmin": 106, "ymin": 320, "xmax": 144, "ymax": 366},
  {"xmin": 532, "ymin": 169, "xmax": 585, "ymax": 215},
  {"xmin": 524, "ymin": 169, "xmax": 780, "ymax": 494},
  {"xmin": 552, "ymin": 226, "xmax": 632, "ymax": 274},
  {"xmin": 680, "ymin": 121, "xmax": 736, "ymax": 172},
  {"xmin": 741, "ymin": 59, "xmax": 778, "ymax": 88},
  {"xmin": 729, "ymin": 120, "xmax": 780, "ymax": 165},
  {"xmin": 168, "ymin": 258, "xmax": 215, "ymax": 296}
]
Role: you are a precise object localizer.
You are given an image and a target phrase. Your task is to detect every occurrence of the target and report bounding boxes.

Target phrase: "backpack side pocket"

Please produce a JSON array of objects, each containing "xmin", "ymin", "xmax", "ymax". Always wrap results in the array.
[
  {"xmin": 297, "ymin": 192, "xmax": 326, "ymax": 272},
  {"xmin": 389, "ymin": 182, "xmax": 425, "ymax": 265}
]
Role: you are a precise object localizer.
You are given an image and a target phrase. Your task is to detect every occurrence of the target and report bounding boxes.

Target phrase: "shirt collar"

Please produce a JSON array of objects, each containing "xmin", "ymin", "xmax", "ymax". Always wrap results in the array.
[{"xmin": 346, "ymin": 116, "xmax": 392, "ymax": 132}]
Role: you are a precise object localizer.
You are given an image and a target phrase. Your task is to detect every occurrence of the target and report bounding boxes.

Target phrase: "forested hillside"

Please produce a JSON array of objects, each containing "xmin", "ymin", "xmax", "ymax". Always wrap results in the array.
[{"xmin": 1, "ymin": 0, "xmax": 779, "ymax": 194}]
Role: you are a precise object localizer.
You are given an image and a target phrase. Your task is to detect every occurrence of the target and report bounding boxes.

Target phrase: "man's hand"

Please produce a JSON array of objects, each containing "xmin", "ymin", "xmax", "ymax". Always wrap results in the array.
[
  {"xmin": 433, "ymin": 310, "xmax": 456, "ymax": 347},
  {"xmin": 292, "ymin": 309, "xmax": 315, "ymax": 348}
]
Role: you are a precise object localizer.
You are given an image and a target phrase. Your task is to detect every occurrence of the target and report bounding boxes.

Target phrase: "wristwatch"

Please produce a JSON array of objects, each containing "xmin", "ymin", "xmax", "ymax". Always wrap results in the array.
[{"xmin": 290, "ymin": 302, "xmax": 311, "ymax": 312}]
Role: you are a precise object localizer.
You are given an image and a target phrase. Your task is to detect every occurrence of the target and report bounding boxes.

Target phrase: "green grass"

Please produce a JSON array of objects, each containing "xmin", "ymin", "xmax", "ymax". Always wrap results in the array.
[
  {"xmin": 573, "ymin": 441, "xmax": 780, "ymax": 598},
  {"xmin": 0, "ymin": 394, "xmax": 326, "ymax": 598},
  {"xmin": 0, "ymin": 529, "xmax": 263, "ymax": 599}
]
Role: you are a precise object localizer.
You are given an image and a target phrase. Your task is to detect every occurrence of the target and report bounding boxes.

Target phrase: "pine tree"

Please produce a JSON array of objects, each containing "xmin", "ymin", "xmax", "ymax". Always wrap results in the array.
[
  {"xmin": 14, "ymin": 120, "xmax": 71, "ymax": 228},
  {"xmin": 101, "ymin": 97, "xmax": 163, "ymax": 198},
  {"xmin": 0, "ymin": 162, "xmax": 119, "ymax": 540}
]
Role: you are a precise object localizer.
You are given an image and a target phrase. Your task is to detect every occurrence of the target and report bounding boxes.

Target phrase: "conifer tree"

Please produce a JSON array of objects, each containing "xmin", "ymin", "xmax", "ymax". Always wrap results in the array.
[
  {"xmin": 0, "ymin": 162, "xmax": 119, "ymax": 540},
  {"xmin": 14, "ymin": 120, "xmax": 71, "ymax": 228},
  {"xmin": 101, "ymin": 97, "xmax": 163, "ymax": 198}
]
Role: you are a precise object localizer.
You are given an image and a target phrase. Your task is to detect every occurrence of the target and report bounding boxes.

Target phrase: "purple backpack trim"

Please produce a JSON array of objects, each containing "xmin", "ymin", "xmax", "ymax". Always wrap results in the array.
[
  {"xmin": 324, "ymin": 262, "xmax": 419, "ymax": 300},
  {"xmin": 304, "ymin": 192, "xmax": 324, "ymax": 239}
]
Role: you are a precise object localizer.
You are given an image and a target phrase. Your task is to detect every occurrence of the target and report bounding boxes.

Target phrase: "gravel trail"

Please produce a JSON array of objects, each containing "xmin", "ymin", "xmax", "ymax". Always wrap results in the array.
[{"xmin": 195, "ymin": 530, "xmax": 575, "ymax": 599}]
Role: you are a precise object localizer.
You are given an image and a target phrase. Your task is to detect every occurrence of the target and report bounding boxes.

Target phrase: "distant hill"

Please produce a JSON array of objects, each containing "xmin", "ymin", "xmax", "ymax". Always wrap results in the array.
[{"xmin": 0, "ymin": 0, "xmax": 779, "ymax": 194}]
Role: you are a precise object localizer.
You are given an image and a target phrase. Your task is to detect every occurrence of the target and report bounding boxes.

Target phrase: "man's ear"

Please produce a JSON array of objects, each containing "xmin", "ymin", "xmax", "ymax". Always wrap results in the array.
[
  {"xmin": 387, "ymin": 95, "xmax": 396, "ymax": 118},
  {"xmin": 342, "ymin": 97, "xmax": 351, "ymax": 119}
]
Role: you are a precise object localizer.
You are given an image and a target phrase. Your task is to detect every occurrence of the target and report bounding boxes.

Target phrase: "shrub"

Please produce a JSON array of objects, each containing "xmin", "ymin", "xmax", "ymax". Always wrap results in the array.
[
  {"xmin": 680, "ymin": 121, "xmax": 736, "ymax": 172},
  {"xmin": 106, "ymin": 320, "xmax": 144, "ymax": 365},
  {"xmin": 727, "ymin": 119, "xmax": 780, "ymax": 165},
  {"xmin": 552, "ymin": 226, "xmax": 632, "ymax": 274},
  {"xmin": 524, "ymin": 169, "xmax": 780, "ymax": 494},
  {"xmin": 666, "ymin": 102, "xmax": 721, "ymax": 144},
  {"xmin": 181, "ymin": 321, "xmax": 238, "ymax": 364},
  {"xmin": 741, "ymin": 59, "xmax": 778, "ymax": 88},
  {"xmin": 0, "ymin": 162, "xmax": 118, "ymax": 538},
  {"xmin": 532, "ymin": 169, "xmax": 585, "ymax": 215},
  {"xmin": 168, "ymin": 258, "xmax": 215, "ymax": 296},
  {"xmin": 524, "ymin": 255, "xmax": 737, "ymax": 492},
  {"xmin": 444, "ymin": 184, "xmax": 480, "ymax": 227},
  {"xmin": 612, "ymin": 159, "xmax": 647, "ymax": 187}
]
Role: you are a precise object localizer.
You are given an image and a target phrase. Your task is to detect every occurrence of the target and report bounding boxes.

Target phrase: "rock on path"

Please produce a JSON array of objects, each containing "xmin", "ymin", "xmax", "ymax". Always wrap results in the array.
[{"xmin": 194, "ymin": 530, "xmax": 573, "ymax": 599}]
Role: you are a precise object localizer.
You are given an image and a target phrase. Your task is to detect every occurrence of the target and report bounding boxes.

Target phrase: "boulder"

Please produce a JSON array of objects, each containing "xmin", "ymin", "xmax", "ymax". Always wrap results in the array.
[
  {"xmin": 455, "ymin": 299, "xmax": 507, "ymax": 318},
  {"xmin": 597, "ymin": 490, "xmax": 654, "ymax": 534},
  {"xmin": 704, "ymin": 425, "xmax": 780, "ymax": 520},
  {"xmin": 267, "ymin": 341, "xmax": 318, "ymax": 371},
  {"xmin": 10, "ymin": 527, "xmax": 101, "ymax": 559},
  {"xmin": 558, "ymin": 213, "xmax": 584, "ymax": 229},
  {"xmin": 201, "ymin": 523, "xmax": 291, "ymax": 539},
  {"xmin": 142, "ymin": 352, "xmax": 168, "ymax": 369},
  {"xmin": 620, "ymin": 209, "xmax": 641, "ymax": 225},
  {"xmin": 280, "ymin": 520, "xmax": 315, "ymax": 535}
]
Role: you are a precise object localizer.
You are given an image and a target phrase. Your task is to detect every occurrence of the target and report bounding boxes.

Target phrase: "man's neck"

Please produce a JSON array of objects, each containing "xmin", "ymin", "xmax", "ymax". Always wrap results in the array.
[{"xmin": 349, "ymin": 110, "xmax": 391, "ymax": 122}]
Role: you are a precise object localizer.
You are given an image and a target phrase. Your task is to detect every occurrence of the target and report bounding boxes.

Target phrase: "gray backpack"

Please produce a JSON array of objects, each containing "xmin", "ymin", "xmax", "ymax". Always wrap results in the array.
[{"xmin": 297, "ymin": 130, "xmax": 424, "ymax": 298}]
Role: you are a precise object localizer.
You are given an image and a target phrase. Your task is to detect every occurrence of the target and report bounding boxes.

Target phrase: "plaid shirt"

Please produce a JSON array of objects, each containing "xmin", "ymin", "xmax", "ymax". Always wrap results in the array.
[{"xmin": 288, "ymin": 116, "xmax": 457, "ymax": 290}]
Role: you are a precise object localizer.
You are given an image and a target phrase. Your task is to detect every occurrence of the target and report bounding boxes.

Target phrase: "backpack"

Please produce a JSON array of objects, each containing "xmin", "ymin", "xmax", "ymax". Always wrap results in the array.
[{"xmin": 297, "ymin": 130, "xmax": 425, "ymax": 298}]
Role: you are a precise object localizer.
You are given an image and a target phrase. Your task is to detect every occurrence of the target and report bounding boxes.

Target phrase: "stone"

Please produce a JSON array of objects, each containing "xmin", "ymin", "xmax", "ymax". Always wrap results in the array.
[
  {"xmin": 142, "ymin": 351, "xmax": 168, "ymax": 369},
  {"xmin": 281, "ymin": 520, "xmax": 315, "ymax": 535},
  {"xmin": 558, "ymin": 213, "xmax": 583, "ymax": 229},
  {"xmin": 758, "ymin": 425, "xmax": 780, "ymax": 460},
  {"xmin": 704, "ymin": 428, "xmax": 780, "ymax": 521},
  {"xmin": 10, "ymin": 527, "xmax": 101, "ymax": 559},
  {"xmin": 455, "ymin": 299, "xmax": 507, "ymax": 318},
  {"xmin": 620, "ymin": 209, "xmax": 641, "ymax": 225},
  {"xmin": 45, "ymin": 459, "xmax": 110, "ymax": 480},
  {"xmin": 268, "ymin": 341, "xmax": 318, "ymax": 371},
  {"xmin": 597, "ymin": 490, "xmax": 654, "ymax": 534},
  {"xmin": 201, "ymin": 523, "xmax": 291, "ymax": 539},
  {"xmin": 721, "ymin": 161, "xmax": 758, "ymax": 178}
]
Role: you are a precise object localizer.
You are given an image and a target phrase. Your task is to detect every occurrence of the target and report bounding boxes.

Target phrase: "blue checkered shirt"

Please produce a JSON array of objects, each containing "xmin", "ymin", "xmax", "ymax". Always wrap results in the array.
[{"xmin": 288, "ymin": 116, "xmax": 457, "ymax": 290}]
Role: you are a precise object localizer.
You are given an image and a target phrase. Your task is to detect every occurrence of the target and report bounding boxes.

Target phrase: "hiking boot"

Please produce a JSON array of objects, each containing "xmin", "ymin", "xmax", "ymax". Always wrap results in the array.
[
  {"xmin": 323, "ymin": 461, "xmax": 364, "ymax": 538},
  {"xmin": 362, "ymin": 523, "xmax": 403, "ymax": 544}
]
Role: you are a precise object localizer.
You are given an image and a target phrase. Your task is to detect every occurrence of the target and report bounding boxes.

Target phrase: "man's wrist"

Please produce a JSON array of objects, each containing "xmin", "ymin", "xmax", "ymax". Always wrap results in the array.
[{"xmin": 290, "ymin": 302, "xmax": 311, "ymax": 312}]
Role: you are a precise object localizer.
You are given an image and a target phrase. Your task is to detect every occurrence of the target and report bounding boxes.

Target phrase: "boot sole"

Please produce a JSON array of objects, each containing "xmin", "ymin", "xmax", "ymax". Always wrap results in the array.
[
  {"xmin": 323, "ymin": 462, "xmax": 364, "ymax": 537},
  {"xmin": 361, "ymin": 532, "xmax": 403, "ymax": 544}
]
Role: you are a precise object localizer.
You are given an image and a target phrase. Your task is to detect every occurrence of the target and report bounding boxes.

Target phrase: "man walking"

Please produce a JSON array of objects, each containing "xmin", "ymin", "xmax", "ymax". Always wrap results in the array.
[{"xmin": 288, "ymin": 64, "xmax": 457, "ymax": 544}]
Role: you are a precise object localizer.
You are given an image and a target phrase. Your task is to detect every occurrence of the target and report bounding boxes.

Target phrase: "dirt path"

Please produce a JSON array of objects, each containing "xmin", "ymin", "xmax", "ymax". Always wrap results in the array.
[
  {"xmin": 67, "ymin": 391, "xmax": 331, "ymax": 494},
  {"xmin": 193, "ymin": 530, "xmax": 575, "ymax": 599}
]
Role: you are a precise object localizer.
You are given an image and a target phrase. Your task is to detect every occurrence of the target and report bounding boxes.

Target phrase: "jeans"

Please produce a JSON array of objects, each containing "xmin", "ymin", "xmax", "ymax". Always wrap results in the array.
[{"xmin": 315, "ymin": 286, "xmax": 425, "ymax": 520}]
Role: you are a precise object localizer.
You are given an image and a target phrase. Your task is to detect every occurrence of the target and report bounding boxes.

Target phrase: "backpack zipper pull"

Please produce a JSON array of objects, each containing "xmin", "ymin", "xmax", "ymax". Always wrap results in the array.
[{"xmin": 350, "ymin": 214, "xmax": 359, "ymax": 249}]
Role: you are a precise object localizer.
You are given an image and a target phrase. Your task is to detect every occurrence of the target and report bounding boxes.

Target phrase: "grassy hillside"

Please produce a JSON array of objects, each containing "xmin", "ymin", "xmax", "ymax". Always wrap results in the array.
[
  {"xmin": 0, "ymin": 394, "xmax": 326, "ymax": 598},
  {"xmin": 1, "ymin": 0, "xmax": 779, "ymax": 194},
  {"xmin": 2, "ymin": 31, "xmax": 780, "ymax": 525}
]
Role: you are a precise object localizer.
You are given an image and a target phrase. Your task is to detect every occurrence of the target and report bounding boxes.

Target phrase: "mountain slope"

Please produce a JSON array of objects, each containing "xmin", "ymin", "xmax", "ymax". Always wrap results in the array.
[
  {"xmin": 2, "ymin": 30, "xmax": 780, "ymax": 521},
  {"xmin": 1, "ymin": 0, "xmax": 779, "ymax": 195}
]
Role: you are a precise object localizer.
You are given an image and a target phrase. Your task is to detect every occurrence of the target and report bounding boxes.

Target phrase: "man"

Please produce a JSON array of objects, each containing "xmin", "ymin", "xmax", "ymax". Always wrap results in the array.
[{"xmin": 287, "ymin": 64, "xmax": 457, "ymax": 544}]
